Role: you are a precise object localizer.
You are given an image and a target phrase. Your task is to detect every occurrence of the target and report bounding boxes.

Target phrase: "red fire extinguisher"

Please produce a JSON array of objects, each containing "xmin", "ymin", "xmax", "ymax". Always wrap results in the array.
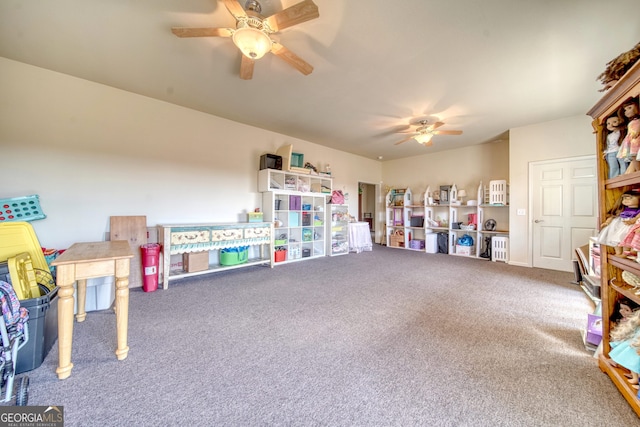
[{"xmin": 140, "ymin": 243, "xmax": 161, "ymax": 292}]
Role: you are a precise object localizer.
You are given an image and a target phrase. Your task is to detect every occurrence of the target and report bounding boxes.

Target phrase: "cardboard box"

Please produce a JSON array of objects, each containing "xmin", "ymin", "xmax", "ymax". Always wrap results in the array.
[{"xmin": 183, "ymin": 251, "xmax": 209, "ymax": 272}]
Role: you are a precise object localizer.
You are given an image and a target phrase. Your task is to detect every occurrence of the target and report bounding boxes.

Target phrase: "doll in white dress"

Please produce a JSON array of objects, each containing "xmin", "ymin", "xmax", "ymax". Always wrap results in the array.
[{"xmin": 597, "ymin": 191, "xmax": 640, "ymax": 256}]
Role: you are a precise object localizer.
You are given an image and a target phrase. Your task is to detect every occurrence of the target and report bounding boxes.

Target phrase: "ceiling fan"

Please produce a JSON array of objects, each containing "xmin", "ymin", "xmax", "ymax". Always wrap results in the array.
[
  {"xmin": 171, "ymin": 0, "xmax": 319, "ymax": 80},
  {"xmin": 394, "ymin": 120, "xmax": 463, "ymax": 146}
]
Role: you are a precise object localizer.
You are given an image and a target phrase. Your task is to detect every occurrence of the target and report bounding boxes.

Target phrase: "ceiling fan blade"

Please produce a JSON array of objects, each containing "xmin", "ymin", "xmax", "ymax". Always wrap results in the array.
[
  {"xmin": 422, "ymin": 140, "xmax": 434, "ymax": 147},
  {"xmin": 240, "ymin": 55, "xmax": 255, "ymax": 80},
  {"xmin": 434, "ymin": 130, "xmax": 463, "ymax": 135},
  {"xmin": 429, "ymin": 121, "xmax": 445, "ymax": 130},
  {"xmin": 171, "ymin": 27, "xmax": 233, "ymax": 38},
  {"xmin": 394, "ymin": 135, "xmax": 415, "ymax": 145},
  {"xmin": 223, "ymin": 0, "xmax": 247, "ymax": 20},
  {"xmin": 265, "ymin": 0, "xmax": 319, "ymax": 32},
  {"xmin": 271, "ymin": 42, "xmax": 313, "ymax": 75}
]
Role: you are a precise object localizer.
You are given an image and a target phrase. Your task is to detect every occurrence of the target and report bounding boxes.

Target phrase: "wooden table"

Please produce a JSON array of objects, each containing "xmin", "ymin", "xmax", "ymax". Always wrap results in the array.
[{"xmin": 51, "ymin": 240, "xmax": 134, "ymax": 379}]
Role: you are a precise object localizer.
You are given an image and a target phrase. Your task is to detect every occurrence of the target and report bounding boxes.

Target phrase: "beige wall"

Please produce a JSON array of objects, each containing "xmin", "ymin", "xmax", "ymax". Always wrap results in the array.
[
  {"xmin": 509, "ymin": 115, "xmax": 596, "ymax": 267},
  {"xmin": 380, "ymin": 140, "xmax": 509, "ymax": 242},
  {"xmin": 1, "ymin": 57, "xmax": 598, "ymax": 268},
  {"xmin": 0, "ymin": 58, "xmax": 381, "ymax": 248}
]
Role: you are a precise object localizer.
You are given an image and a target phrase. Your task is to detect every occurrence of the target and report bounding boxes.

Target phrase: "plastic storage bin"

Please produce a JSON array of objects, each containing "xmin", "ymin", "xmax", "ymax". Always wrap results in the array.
[
  {"xmin": 220, "ymin": 247, "xmax": 249, "ymax": 266},
  {"xmin": 16, "ymin": 286, "xmax": 58, "ymax": 374},
  {"xmin": 409, "ymin": 239, "xmax": 425, "ymax": 249},
  {"xmin": 74, "ymin": 276, "xmax": 115, "ymax": 314},
  {"xmin": 291, "ymin": 152, "xmax": 304, "ymax": 168},
  {"xmin": 275, "ymin": 249, "xmax": 287, "ymax": 263},
  {"xmin": 0, "ymin": 222, "xmax": 56, "ymax": 297},
  {"xmin": 0, "ymin": 223, "xmax": 49, "ymax": 271},
  {"xmin": 425, "ymin": 234, "xmax": 438, "ymax": 253},
  {"xmin": 455, "ymin": 245, "xmax": 475, "ymax": 256}
]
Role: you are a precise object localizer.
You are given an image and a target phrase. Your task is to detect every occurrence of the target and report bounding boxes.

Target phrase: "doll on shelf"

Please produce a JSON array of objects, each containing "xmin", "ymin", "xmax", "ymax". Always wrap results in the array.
[
  {"xmin": 608, "ymin": 309, "xmax": 640, "ymax": 389},
  {"xmin": 619, "ymin": 213, "xmax": 640, "ymax": 260},
  {"xmin": 617, "ymin": 98, "xmax": 640, "ymax": 173},
  {"xmin": 597, "ymin": 190, "xmax": 640, "ymax": 256},
  {"xmin": 611, "ymin": 297, "xmax": 640, "ymax": 327},
  {"xmin": 605, "ymin": 115, "xmax": 626, "ymax": 179}
]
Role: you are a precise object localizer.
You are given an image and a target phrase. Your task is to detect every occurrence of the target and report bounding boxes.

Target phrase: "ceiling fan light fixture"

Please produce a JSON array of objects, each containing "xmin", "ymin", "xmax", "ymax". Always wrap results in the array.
[
  {"xmin": 414, "ymin": 132, "xmax": 433, "ymax": 144},
  {"xmin": 232, "ymin": 24, "xmax": 272, "ymax": 59}
]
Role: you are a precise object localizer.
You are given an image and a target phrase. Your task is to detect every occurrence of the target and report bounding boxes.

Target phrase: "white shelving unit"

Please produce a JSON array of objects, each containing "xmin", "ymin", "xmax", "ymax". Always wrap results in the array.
[
  {"xmin": 424, "ymin": 186, "xmax": 450, "ymax": 250},
  {"xmin": 386, "ymin": 183, "xmax": 510, "ymax": 259},
  {"xmin": 385, "ymin": 188, "xmax": 410, "ymax": 249},
  {"xmin": 404, "ymin": 190, "xmax": 426, "ymax": 251},
  {"xmin": 258, "ymin": 168, "xmax": 332, "ymax": 194},
  {"xmin": 329, "ymin": 204, "xmax": 349, "ymax": 256},
  {"xmin": 259, "ymin": 168, "xmax": 332, "ymax": 264}
]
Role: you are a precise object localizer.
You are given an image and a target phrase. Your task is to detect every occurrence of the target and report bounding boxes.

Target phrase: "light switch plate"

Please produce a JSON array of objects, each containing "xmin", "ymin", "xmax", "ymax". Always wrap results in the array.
[{"xmin": 517, "ymin": 209, "xmax": 526, "ymax": 215}]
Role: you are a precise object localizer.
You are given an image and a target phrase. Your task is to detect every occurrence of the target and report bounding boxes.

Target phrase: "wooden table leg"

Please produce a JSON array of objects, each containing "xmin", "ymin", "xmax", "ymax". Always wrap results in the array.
[
  {"xmin": 55, "ymin": 265, "xmax": 75, "ymax": 380},
  {"xmin": 75, "ymin": 279, "xmax": 87, "ymax": 322},
  {"xmin": 114, "ymin": 258, "xmax": 130, "ymax": 361}
]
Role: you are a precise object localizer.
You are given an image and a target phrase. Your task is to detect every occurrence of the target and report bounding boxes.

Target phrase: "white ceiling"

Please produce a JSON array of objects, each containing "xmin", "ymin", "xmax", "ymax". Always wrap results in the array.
[{"xmin": 1, "ymin": 0, "xmax": 639, "ymax": 161}]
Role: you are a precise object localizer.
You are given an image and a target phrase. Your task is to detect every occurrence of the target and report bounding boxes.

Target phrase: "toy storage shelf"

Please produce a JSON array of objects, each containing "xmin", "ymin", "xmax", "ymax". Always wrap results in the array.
[
  {"xmin": 387, "ymin": 184, "xmax": 509, "ymax": 260},
  {"xmin": 329, "ymin": 204, "xmax": 349, "ymax": 256},
  {"xmin": 259, "ymin": 168, "xmax": 332, "ymax": 265},
  {"xmin": 262, "ymin": 190, "xmax": 329, "ymax": 264},
  {"xmin": 587, "ymin": 60, "xmax": 640, "ymax": 417},
  {"xmin": 258, "ymin": 168, "xmax": 332, "ymax": 194},
  {"xmin": 157, "ymin": 222, "xmax": 273, "ymax": 289}
]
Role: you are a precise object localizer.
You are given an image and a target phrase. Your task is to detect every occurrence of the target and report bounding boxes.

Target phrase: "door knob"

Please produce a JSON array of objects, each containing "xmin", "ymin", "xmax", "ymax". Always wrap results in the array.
[{"xmin": 534, "ymin": 219, "xmax": 544, "ymax": 223}]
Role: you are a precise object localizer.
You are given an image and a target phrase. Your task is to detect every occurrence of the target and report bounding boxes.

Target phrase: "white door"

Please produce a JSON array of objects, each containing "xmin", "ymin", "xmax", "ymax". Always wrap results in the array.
[{"xmin": 530, "ymin": 156, "xmax": 597, "ymax": 272}]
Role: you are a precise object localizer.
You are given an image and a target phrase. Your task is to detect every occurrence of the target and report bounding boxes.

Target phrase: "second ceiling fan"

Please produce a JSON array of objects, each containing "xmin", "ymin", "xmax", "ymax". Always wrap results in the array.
[
  {"xmin": 171, "ymin": 0, "xmax": 319, "ymax": 80},
  {"xmin": 394, "ymin": 119, "xmax": 463, "ymax": 146}
]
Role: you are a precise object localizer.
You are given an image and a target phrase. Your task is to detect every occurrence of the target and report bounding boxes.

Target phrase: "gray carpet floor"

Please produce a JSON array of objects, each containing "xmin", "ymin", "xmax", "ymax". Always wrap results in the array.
[{"xmin": 4, "ymin": 245, "xmax": 639, "ymax": 426}]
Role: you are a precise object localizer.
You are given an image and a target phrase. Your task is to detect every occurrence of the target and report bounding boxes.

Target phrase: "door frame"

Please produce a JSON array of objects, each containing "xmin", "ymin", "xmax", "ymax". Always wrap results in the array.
[
  {"xmin": 357, "ymin": 181, "xmax": 380, "ymax": 243},
  {"xmin": 527, "ymin": 154, "xmax": 596, "ymax": 270}
]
